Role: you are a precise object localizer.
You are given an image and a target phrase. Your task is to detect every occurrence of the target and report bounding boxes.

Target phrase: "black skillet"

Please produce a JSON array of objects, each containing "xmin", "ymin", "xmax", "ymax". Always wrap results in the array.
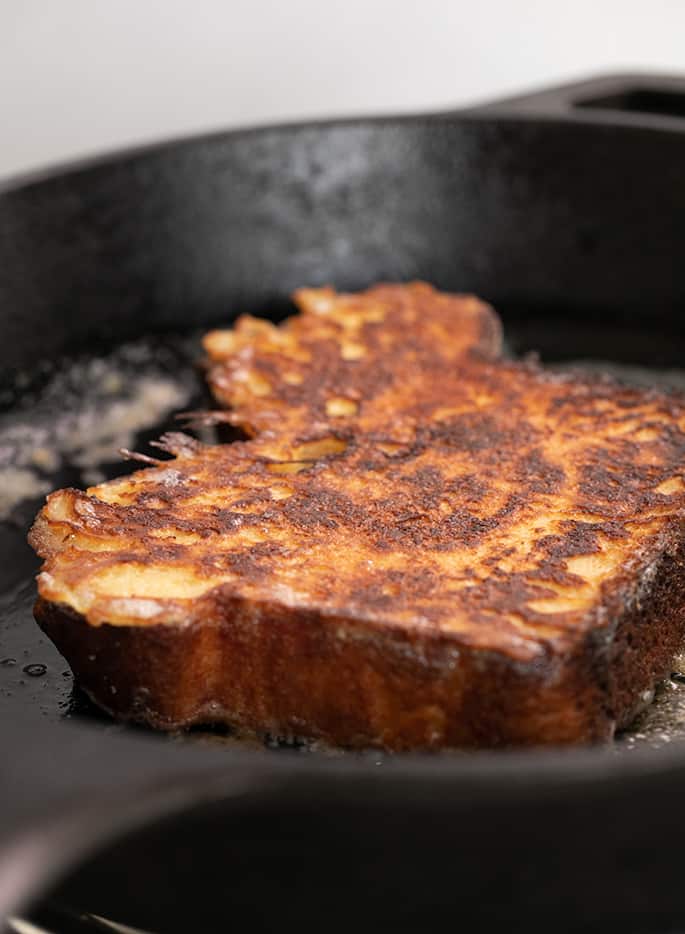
[{"xmin": 3, "ymin": 74, "xmax": 685, "ymax": 933}]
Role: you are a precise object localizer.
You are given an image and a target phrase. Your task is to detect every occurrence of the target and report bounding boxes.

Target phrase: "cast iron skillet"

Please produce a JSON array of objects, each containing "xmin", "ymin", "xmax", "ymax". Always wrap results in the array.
[{"xmin": 3, "ymin": 74, "xmax": 685, "ymax": 932}]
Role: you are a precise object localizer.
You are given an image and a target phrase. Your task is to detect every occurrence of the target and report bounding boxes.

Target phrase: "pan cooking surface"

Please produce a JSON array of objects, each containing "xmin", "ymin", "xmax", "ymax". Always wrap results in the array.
[{"xmin": 3, "ymin": 324, "xmax": 685, "ymax": 755}]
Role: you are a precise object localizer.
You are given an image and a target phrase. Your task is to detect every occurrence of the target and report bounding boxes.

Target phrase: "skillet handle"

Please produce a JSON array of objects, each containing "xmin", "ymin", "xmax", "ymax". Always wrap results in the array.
[{"xmin": 469, "ymin": 72, "xmax": 685, "ymax": 126}]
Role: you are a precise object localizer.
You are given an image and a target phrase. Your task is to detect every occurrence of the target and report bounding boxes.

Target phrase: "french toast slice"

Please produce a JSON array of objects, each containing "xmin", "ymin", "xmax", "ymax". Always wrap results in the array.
[{"xmin": 30, "ymin": 284, "xmax": 685, "ymax": 749}]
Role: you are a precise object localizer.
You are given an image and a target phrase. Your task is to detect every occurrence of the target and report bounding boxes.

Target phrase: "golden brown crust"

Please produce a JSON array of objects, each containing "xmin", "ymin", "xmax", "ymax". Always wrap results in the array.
[
  {"xmin": 33, "ymin": 530, "xmax": 685, "ymax": 748},
  {"xmin": 203, "ymin": 282, "xmax": 503, "ymax": 437},
  {"xmin": 28, "ymin": 282, "xmax": 685, "ymax": 748}
]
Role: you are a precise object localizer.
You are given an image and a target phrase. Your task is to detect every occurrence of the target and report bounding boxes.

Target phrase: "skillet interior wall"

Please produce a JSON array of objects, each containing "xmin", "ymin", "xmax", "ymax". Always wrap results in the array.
[{"xmin": 1, "ymin": 115, "xmax": 685, "ymax": 380}]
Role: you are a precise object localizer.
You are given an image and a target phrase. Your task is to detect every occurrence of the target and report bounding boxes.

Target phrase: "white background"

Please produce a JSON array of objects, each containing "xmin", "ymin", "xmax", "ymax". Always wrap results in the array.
[{"xmin": 2, "ymin": 0, "xmax": 685, "ymax": 180}]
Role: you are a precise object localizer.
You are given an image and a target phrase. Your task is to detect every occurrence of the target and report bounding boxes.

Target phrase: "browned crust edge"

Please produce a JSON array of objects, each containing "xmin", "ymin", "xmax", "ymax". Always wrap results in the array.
[{"xmin": 34, "ymin": 529, "xmax": 685, "ymax": 750}]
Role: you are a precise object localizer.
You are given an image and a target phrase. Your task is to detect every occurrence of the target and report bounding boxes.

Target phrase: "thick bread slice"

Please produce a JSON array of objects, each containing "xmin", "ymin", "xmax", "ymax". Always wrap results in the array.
[{"xmin": 30, "ymin": 283, "xmax": 685, "ymax": 748}]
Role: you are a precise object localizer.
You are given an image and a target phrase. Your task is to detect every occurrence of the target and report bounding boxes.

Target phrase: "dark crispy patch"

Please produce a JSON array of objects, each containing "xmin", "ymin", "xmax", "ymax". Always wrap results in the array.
[
  {"xmin": 514, "ymin": 449, "xmax": 566, "ymax": 494},
  {"xmin": 427, "ymin": 412, "xmax": 536, "ymax": 454},
  {"xmin": 222, "ymin": 542, "xmax": 288, "ymax": 577}
]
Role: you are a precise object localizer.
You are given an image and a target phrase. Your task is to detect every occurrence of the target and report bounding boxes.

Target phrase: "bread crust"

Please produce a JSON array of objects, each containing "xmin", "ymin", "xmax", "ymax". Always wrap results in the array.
[{"xmin": 35, "ymin": 525, "xmax": 685, "ymax": 748}]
